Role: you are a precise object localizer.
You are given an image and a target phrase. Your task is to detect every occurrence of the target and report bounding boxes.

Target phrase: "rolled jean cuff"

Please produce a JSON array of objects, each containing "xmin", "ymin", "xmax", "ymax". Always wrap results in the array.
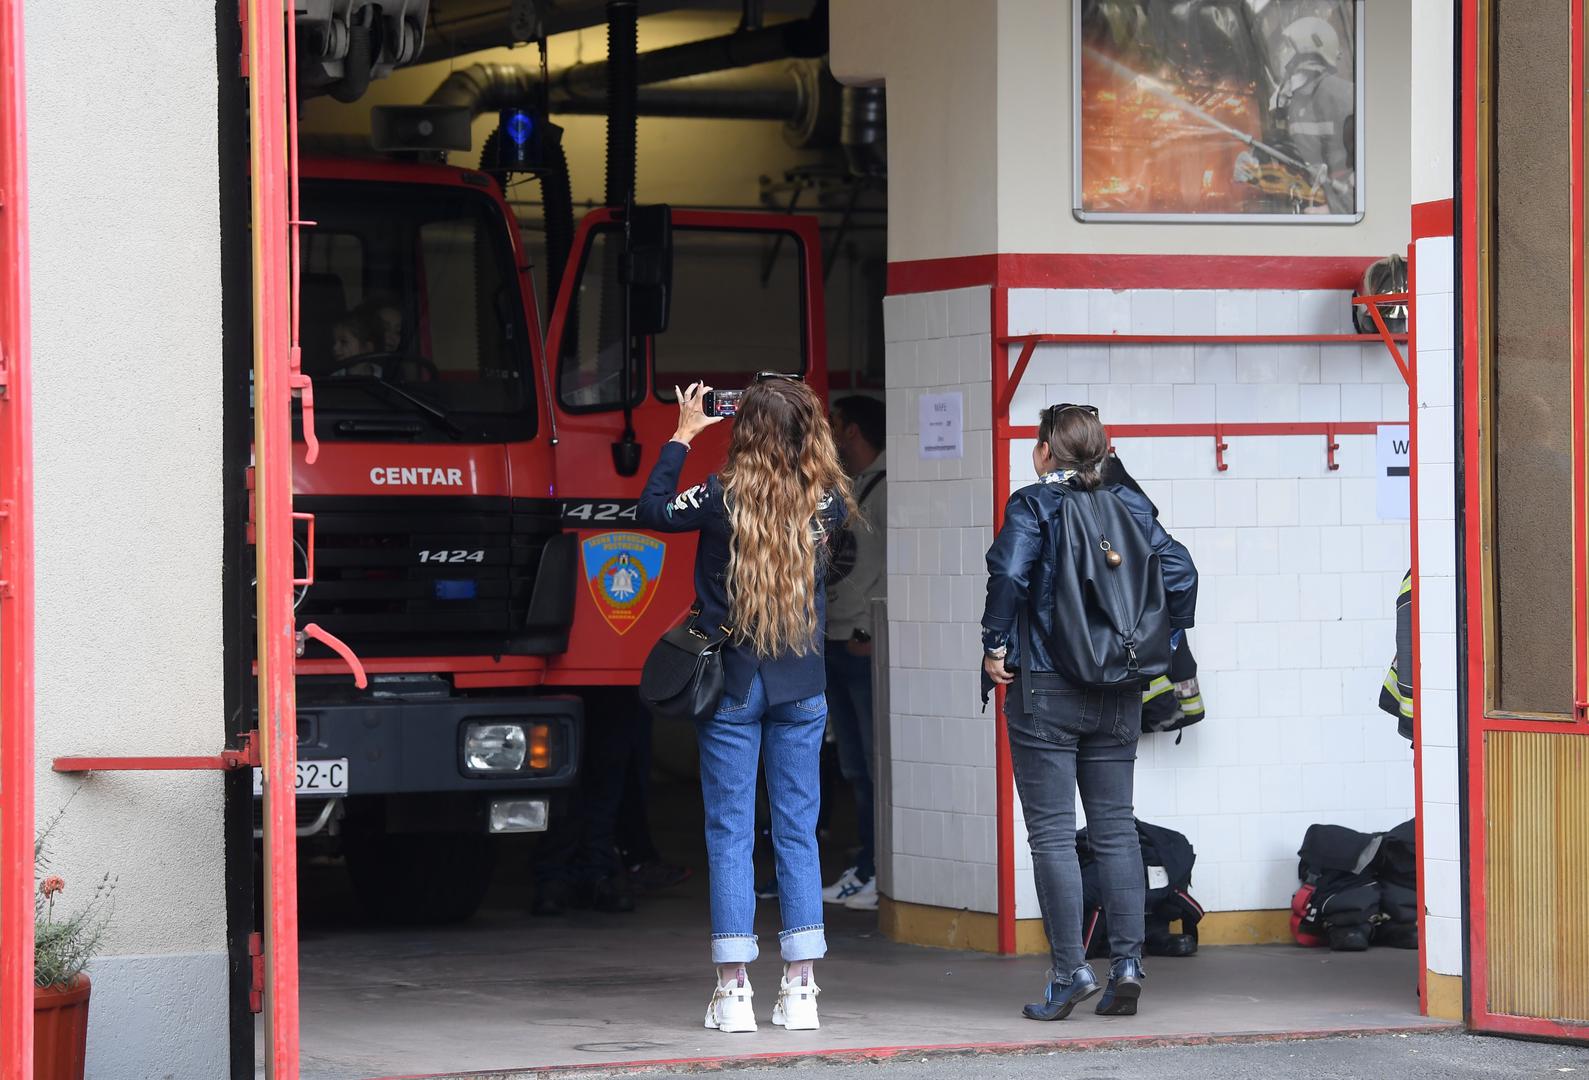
[
  {"xmin": 779, "ymin": 924, "xmax": 827, "ymax": 962},
  {"xmin": 711, "ymin": 933, "xmax": 759, "ymax": 965}
]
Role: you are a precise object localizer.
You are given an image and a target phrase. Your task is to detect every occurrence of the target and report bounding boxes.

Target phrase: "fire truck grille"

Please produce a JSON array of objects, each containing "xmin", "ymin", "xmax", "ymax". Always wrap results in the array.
[{"xmin": 271, "ymin": 495, "xmax": 564, "ymax": 658}]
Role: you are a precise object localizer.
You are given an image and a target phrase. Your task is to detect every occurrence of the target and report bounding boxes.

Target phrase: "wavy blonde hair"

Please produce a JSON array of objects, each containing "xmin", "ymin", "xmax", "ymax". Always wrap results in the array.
[{"xmin": 720, "ymin": 379, "xmax": 856, "ymax": 658}]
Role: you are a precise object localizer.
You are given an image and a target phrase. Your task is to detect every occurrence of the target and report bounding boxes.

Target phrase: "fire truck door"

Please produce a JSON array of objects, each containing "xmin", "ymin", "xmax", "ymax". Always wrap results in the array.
[{"xmin": 542, "ymin": 209, "xmax": 828, "ymax": 682}]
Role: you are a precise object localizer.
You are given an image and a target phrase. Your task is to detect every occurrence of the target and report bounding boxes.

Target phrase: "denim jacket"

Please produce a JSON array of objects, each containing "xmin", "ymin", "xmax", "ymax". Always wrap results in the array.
[
  {"xmin": 982, "ymin": 475, "xmax": 1198, "ymax": 675},
  {"xmin": 636, "ymin": 439, "xmax": 846, "ymax": 707}
]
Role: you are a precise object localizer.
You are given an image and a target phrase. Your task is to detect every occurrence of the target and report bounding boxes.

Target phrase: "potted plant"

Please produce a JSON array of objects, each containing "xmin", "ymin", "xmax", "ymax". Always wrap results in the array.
[{"xmin": 34, "ymin": 817, "xmax": 113, "ymax": 1080}]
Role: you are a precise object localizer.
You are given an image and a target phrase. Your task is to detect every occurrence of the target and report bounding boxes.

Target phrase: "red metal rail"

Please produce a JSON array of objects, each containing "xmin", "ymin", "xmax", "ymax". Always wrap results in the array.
[
  {"xmin": 0, "ymin": 0, "xmax": 33, "ymax": 1071},
  {"xmin": 999, "ymin": 329, "xmax": 1410, "ymax": 420},
  {"xmin": 54, "ymin": 734, "xmax": 260, "ymax": 775},
  {"xmin": 1352, "ymin": 293, "xmax": 1412, "ymax": 384}
]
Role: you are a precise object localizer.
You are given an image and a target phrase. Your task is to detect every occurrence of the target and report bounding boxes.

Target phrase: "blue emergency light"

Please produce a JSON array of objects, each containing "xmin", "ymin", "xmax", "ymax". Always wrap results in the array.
[{"xmin": 490, "ymin": 108, "xmax": 562, "ymax": 174}]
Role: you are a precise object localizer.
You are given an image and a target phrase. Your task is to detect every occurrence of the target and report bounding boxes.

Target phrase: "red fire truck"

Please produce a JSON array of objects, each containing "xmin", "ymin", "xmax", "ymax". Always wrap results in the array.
[{"xmin": 266, "ymin": 153, "xmax": 826, "ymax": 921}]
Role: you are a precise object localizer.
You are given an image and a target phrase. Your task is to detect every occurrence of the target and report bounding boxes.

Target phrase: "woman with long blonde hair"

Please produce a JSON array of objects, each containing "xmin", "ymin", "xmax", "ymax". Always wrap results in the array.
[{"xmin": 638, "ymin": 377, "xmax": 853, "ymax": 1034}]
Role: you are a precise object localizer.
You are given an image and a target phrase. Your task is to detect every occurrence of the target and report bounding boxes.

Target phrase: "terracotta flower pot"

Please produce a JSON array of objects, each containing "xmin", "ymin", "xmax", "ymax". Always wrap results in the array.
[{"xmin": 33, "ymin": 975, "xmax": 91, "ymax": 1080}]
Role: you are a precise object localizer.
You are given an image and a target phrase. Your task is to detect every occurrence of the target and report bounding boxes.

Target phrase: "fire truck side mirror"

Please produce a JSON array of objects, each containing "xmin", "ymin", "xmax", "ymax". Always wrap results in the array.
[{"xmin": 623, "ymin": 204, "xmax": 672, "ymax": 337}]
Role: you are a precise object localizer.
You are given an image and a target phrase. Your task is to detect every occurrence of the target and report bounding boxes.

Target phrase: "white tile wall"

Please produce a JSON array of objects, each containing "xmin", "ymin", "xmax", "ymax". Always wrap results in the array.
[
  {"xmin": 997, "ymin": 288, "xmax": 1413, "ymax": 918},
  {"xmin": 1412, "ymin": 235, "xmax": 1463, "ymax": 978},
  {"xmin": 882, "ymin": 284, "xmax": 1423, "ymax": 928},
  {"xmin": 881, "ymin": 285, "xmax": 998, "ymax": 914}
]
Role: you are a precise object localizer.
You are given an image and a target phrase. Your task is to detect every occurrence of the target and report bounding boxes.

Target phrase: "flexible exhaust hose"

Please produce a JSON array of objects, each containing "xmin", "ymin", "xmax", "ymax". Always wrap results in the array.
[
  {"xmin": 330, "ymin": 20, "xmax": 374, "ymax": 103},
  {"xmin": 604, "ymin": 1, "xmax": 639, "ymax": 206}
]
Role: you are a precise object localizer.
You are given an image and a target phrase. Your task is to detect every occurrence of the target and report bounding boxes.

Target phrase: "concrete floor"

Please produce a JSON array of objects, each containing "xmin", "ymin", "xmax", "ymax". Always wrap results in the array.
[
  {"xmin": 281, "ymin": 881, "xmax": 1442, "ymax": 1079},
  {"xmin": 265, "ymin": 771, "xmax": 1445, "ymax": 1080}
]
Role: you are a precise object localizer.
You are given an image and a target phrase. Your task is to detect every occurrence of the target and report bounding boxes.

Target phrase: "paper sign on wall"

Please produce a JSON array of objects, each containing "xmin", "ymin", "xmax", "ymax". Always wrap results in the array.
[
  {"xmin": 919, "ymin": 392, "xmax": 964, "ymax": 460},
  {"xmin": 1377, "ymin": 424, "xmax": 1410, "ymax": 520}
]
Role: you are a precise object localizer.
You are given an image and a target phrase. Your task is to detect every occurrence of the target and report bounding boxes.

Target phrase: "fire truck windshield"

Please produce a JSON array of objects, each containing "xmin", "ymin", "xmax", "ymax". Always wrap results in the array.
[{"xmin": 292, "ymin": 180, "xmax": 535, "ymax": 442}]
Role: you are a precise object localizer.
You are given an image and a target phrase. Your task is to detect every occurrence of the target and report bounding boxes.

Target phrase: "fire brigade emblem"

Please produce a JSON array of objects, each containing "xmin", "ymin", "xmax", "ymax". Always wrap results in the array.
[{"xmin": 582, "ymin": 532, "xmax": 666, "ymax": 635}]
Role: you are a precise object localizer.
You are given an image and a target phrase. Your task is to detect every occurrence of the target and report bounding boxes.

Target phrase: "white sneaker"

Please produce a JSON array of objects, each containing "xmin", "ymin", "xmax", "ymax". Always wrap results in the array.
[
  {"xmin": 771, "ymin": 969, "xmax": 821, "ymax": 1030},
  {"xmin": 842, "ymin": 877, "xmax": 878, "ymax": 911},
  {"xmin": 704, "ymin": 973, "xmax": 757, "ymax": 1033},
  {"xmin": 822, "ymin": 867, "xmax": 867, "ymax": 905}
]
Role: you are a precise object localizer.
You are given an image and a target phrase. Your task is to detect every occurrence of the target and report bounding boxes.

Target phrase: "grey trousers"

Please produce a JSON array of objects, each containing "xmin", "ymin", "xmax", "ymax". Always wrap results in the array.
[{"xmin": 1005, "ymin": 681, "xmax": 1145, "ymax": 981}]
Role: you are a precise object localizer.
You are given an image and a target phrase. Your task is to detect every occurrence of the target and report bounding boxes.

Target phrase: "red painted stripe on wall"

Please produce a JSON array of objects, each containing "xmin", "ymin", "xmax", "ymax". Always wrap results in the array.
[
  {"xmin": 1412, "ymin": 199, "xmax": 1455, "ymax": 240},
  {"xmin": 887, "ymin": 252, "xmax": 1378, "ymax": 295}
]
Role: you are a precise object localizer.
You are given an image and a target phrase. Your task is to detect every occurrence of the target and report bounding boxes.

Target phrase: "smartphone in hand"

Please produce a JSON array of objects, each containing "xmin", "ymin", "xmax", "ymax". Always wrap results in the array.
[{"xmin": 703, "ymin": 389, "xmax": 743, "ymax": 417}]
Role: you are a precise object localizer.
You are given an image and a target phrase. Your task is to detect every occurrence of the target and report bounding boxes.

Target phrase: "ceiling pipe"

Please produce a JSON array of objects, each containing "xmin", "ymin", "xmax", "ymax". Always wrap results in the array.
[
  {"xmin": 427, "ymin": 59, "xmax": 835, "ymax": 141},
  {"xmin": 552, "ymin": 0, "xmax": 827, "ymax": 98},
  {"xmin": 420, "ymin": 0, "xmax": 692, "ymax": 64}
]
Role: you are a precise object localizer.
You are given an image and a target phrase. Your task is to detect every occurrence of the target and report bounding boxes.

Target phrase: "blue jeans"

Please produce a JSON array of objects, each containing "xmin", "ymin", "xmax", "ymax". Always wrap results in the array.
[
  {"xmin": 1006, "ymin": 679, "xmax": 1144, "ymax": 980},
  {"xmin": 823, "ymin": 641, "xmax": 875, "ymax": 881},
  {"xmin": 698, "ymin": 671, "xmax": 828, "ymax": 964}
]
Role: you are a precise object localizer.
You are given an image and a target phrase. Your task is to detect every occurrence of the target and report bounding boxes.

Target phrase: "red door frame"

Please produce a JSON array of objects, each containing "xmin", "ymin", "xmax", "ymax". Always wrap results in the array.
[
  {"xmin": 0, "ymin": 0, "xmax": 34, "ymax": 1073},
  {"xmin": 247, "ymin": 0, "xmax": 304, "ymax": 1075},
  {"xmin": 1458, "ymin": 0, "xmax": 1589, "ymax": 1040}
]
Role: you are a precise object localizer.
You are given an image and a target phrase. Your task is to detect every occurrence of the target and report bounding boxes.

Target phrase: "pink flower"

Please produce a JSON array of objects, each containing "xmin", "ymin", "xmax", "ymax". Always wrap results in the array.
[{"xmin": 39, "ymin": 875, "xmax": 64, "ymax": 900}]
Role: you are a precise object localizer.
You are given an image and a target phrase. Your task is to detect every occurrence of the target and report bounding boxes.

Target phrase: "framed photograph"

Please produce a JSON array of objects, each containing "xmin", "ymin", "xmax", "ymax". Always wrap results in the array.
[{"xmin": 1073, "ymin": 0, "xmax": 1365, "ymax": 224}]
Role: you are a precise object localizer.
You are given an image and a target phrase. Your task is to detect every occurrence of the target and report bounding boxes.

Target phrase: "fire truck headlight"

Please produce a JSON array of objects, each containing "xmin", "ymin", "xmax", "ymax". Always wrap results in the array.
[
  {"xmin": 464, "ymin": 723, "xmax": 528, "ymax": 772},
  {"xmin": 489, "ymin": 798, "xmax": 549, "ymax": 834}
]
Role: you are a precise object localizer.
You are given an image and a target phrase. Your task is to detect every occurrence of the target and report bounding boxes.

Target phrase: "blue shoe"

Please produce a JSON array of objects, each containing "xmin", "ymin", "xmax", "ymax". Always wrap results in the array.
[
  {"xmin": 1022, "ymin": 964, "xmax": 1100, "ymax": 1021},
  {"xmin": 1095, "ymin": 957, "xmax": 1144, "ymax": 1015}
]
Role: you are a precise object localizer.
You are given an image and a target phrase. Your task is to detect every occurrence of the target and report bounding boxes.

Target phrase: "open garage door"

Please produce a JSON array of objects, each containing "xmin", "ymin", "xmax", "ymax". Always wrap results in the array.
[{"xmin": 1459, "ymin": 0, "xmax": 1589, "ymax": 1039}]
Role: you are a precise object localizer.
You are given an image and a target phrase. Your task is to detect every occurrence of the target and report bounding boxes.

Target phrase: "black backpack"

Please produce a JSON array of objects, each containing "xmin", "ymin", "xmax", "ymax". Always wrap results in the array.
[
  {"xmin": 1079, "ymin": 819, "xmax": 1205, "ymax": 958},
  {"xmin": 1294, "ymin": 820, "xmax": 1418, "ymax": 951},
  {"xmin": 1044, "ymin": 487, "xmax": 1172, "ymax": 688}
]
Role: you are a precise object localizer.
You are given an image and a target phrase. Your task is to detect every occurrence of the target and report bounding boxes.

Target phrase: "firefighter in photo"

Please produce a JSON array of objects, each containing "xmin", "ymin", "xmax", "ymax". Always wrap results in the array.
[{"xmin": 1269, "ymin": 14, "xmax": 1355, "ymax": 214}]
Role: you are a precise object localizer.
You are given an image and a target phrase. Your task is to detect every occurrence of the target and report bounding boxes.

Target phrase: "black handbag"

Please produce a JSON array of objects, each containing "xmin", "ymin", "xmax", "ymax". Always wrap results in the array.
[{"xmin": 640, "ymin": 606, "xmax": 734, "ymax": 722}]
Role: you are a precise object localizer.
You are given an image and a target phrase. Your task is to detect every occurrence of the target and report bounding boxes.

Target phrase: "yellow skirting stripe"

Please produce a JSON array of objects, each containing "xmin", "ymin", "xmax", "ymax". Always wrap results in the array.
[
  {"xmin": 1424, "ymin": 971, "xmax": 1463, "ymax": 1021},
  {"xmin": 880, "ymin": 898, "xmax": 1293, "ymax": 953}
]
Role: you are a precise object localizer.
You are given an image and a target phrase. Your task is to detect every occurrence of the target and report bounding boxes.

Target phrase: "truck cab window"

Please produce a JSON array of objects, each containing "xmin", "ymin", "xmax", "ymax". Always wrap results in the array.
[
  {"xmin": 555, "ymin": 225, "xmax": 807, "ymax": 410},
  {"xmin": 653, "ymin": 228, "xmax": 806, "ymax": 400},
  {"xmin": 294, "ymin": 180, "xmax": 536, "ymax": 442},
  {"xmin": 557, "ymin": 228, "xmax": 645, "ymax": 411}
]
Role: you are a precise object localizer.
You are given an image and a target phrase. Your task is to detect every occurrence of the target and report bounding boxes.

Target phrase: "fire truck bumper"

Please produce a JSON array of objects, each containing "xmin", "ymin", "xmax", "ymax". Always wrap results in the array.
[{"xmin": 288, "ymin": 693, "xmax": 582, "ymax": 797}]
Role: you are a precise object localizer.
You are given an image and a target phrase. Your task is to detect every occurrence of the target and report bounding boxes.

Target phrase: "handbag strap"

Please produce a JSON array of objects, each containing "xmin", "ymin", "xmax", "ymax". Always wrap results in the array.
[{"xmin": 687, "ymin": 602, "xmax": 735, "ymax": 640}]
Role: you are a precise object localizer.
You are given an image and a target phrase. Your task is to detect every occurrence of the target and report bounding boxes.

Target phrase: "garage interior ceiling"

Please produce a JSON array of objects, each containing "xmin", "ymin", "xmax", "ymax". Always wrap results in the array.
[{"xmin": 422, "ymin": 0, "xmax": 817, "ymax": 63}]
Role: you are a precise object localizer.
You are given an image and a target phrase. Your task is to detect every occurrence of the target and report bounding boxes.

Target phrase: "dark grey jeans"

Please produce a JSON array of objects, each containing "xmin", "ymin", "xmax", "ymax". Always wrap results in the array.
[{"xmin": 1005, "ymin": 678, "xmax": 1145, "ymax": 981}]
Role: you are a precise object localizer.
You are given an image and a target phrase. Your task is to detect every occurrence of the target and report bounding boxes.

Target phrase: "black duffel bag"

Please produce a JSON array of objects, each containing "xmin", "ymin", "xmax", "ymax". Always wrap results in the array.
[
  {"xmin": 1079, "ymin": 819, "xmax": 1205, "ymax": 959},
  {"xmin": 640, "ymin": 607, "xmax": 733, "ymax": 722}
]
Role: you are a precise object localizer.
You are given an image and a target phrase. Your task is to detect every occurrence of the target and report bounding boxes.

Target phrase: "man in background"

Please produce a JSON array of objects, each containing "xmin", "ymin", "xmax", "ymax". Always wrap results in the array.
[{"xmin": 822, "ymin": 396, "xmax": 887, "ymax": 911}]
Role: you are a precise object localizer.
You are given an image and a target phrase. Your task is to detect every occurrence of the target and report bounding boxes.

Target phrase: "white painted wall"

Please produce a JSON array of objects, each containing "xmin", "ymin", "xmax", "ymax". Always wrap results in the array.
[
  {"xmin": 996, "ymin": 0, "xmax": 1411, "ymax": 258},
  {"xmin": 831, "ymin": 0, "xmax": 1000, "ymax": 265},
  {"xmin": 1407, "ymin": 0, "xmax": 1461, "ymax": 983},
  {"xmin": 25, "ymin": 3, "xmax": 229, "ymax": 1076},
  {"xmin": 834, "ymin": 0, "xmax": 1411, "ymax": 262},
  {"xmin": 1410, "ymin": 0, "xmax": 1456, "ymax": 206}
]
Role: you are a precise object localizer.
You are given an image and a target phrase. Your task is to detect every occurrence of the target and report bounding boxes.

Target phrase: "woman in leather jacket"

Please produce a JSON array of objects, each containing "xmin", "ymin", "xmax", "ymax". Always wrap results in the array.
[{"xmin": 981, "ymin": 404, "xmax": 1197, "ymax": 1021}]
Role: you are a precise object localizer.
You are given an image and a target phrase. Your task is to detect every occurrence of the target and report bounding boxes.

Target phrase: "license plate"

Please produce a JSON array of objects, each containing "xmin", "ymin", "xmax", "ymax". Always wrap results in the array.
[{"xmin": 252, "ymin": 758, "xmax": 350, "ymax": 797}]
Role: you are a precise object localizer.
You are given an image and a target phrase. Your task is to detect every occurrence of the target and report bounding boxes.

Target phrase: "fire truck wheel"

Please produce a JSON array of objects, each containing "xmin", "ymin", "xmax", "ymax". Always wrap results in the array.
[{"xmin": 343, "ymin": 830, "xmax": 498, "ymax": 925}]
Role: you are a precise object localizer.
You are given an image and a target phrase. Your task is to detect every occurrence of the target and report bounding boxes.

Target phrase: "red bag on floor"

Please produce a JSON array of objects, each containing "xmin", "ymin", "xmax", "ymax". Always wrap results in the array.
[{"xmin": 1290, "ymin": 884, "xmax": 1327, "ymax": 948}]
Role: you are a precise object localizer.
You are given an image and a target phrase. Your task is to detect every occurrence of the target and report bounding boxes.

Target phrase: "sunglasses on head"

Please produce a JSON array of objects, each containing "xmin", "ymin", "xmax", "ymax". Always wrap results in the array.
[
  {"xmin": 1045, "ymin": 402, "xmax": 1099, "ymax": 419},
  {"xmin": 754, "ymin": 371, "xmax": 803, "ymax": 383}
]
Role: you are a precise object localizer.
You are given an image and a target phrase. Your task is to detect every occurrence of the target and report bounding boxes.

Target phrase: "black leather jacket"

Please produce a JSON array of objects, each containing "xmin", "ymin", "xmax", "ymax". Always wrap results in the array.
[{"xmin": 982, "ymin": 475, "xmax": 1198, "ymax": 676}]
